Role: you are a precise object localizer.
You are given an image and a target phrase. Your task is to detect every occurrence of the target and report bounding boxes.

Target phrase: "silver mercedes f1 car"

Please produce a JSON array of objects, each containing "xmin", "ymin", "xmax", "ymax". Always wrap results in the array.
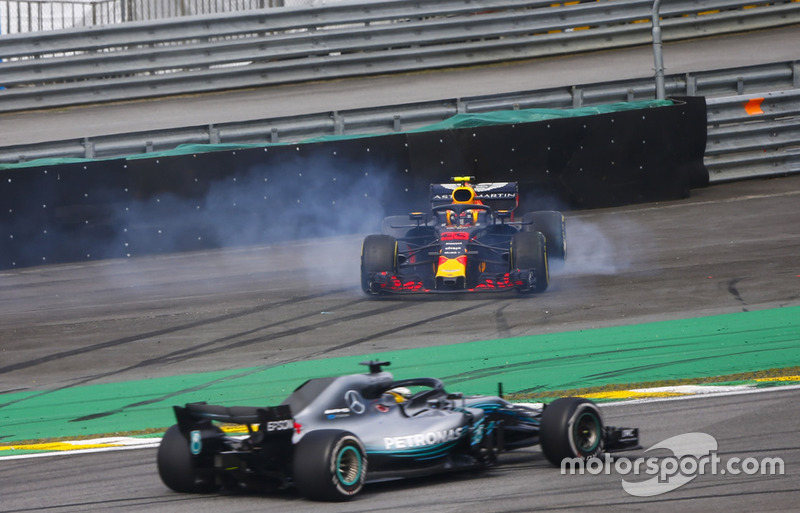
[{"xmin": 157, "ymin": 361, "xmax": 640, "ymax": 501}]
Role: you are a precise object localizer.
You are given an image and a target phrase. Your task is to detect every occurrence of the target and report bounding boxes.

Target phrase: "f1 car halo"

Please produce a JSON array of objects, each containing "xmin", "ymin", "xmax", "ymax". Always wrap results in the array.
[
  {"xmin": 361, "ymin": 177, "xmax": 566, "ymax": 294},
  {"xmin": 157, "ymin": 361, "xmax": 640, "ymax": 501}
]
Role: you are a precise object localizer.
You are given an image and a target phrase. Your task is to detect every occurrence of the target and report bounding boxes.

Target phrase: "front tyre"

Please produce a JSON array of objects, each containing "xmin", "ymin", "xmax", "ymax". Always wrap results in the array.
[
  {"xmin": 510, "ymin": 231, "xmax": 549, "ymax": 293},
  {"xmin": 293, "ymin": 430, "xmax": 367, "ymax": 501},
  {"xmin": 157, "ymin": 425, "xmax": 219, "ymax": 493},
  {"xmin": 360, "ymin": 234, "xmax": 397, "ymax": 294},
  {"xmin": 539, "ymin": 398, "xmax": 604, "ymax": 466}
]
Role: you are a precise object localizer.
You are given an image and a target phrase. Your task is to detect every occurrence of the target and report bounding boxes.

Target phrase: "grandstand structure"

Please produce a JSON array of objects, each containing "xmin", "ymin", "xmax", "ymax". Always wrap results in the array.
[{"xmin": 0, "ymin": 0, "xmax": 332, "ymax": 33}]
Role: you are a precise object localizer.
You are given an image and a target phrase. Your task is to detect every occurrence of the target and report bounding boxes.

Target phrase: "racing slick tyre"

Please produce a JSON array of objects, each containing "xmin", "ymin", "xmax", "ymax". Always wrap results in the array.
[
  {"xmin": 523, "ymin": 211, "xmax": 566, "ymax": 261},
  {"xmin": 510, "ymin": 231, "xmax": 549, "ymax": 293},
  {"xmin": 539, "ymin": 398, "xmax": 604, "ymax": 466},
  {"xmin": 361, "ymin": 234, "xmax": 397, "ymax": 294},
  {"xmin": 157, "ymin": 424, "xmax": 220, "ymax": 493},
  {"xmin": 293, "ymin": 430, "xmax": 367, "ymax": 501}
]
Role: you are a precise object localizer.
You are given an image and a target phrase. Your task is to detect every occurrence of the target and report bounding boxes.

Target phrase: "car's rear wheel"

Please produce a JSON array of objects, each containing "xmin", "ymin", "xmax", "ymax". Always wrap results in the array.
[
  {"xmin": 523, "ymin": 211, "xmax": 566, "ymax": 261},
  {"xmin": 157, "ymin": 424, "xmax": 220, "ymax": 493},
  {"xmin": 361, "ymin": 234, "xmax": 397, "ymax": 294},
  {"xmin": 539, "ymin": 398, "xmax": 604, "ymax": 466},
  {"xmin": 381, "ymin": 215, "xmax": 411, "ymax": 238},
  {"xmin": 510, "ymin": 231, "xmax": 549, "ymax": 293},
  {"xmin": 293, "ymin": 430, "xmax": 367, "ymax": 501}
]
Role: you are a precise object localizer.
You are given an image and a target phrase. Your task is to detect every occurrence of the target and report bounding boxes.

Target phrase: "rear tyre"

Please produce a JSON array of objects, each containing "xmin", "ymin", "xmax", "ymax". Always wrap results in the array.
[
  {"xmin": 293, "ymin": 430, "xmax": 367, "ymax": 501},
  {"xmin": 523, "ymin": 211, "xmax": 566, "ymax": 261},
  {"xmin": 360, "ymin": 234, "xmax": 397, "ymax": 294},
  {"xmin": 539, "ymin": 398, "xmax": 604, "ymax": 466},
  {"xmin": 157, "ymin": 425, "xmax": 219, "ymax": 493},
  {"xmin": 510, "ymin": 231, "xmax": 549, "ymax": 293},
  {"xmin": 381, "ymin": 215, "xmax": 412, "ymax": 238}
]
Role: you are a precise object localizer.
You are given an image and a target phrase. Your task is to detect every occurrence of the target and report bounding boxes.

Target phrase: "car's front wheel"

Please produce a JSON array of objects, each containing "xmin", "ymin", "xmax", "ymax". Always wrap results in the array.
[
  {"xmin": 361, "ymin": 234, "xmax": 397, "ymax": 294},
  {"xmin": 293, "ymin": 430, "xmax": 367, "ymax": 501},
  {"xmin": 510, "ymin": 231, "xmax": 549, "ymax": 293},
  {"xmin": 539, "ymin": 398, "xmax": 604, "ymax": 466}
]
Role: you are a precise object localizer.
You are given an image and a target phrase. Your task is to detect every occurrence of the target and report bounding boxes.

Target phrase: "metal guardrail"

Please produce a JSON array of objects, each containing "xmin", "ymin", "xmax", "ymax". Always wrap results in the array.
[
  {"xmin": 2, "ymin": 59, "xmax": 798, "ymax": 183},
  {"xmin": 1, "ymin": 0, "xmax": 799, "ymax": 113},
  {"xmin": 705, "ymin": 89, "xmax": 800, "ymax": 182}
]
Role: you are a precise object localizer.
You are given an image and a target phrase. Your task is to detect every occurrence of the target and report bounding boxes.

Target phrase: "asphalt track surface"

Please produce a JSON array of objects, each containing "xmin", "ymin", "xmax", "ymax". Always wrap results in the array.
[
  {"xmin": 2, "ymin": 175, "xmax": 800, "ymax": 392},
  {"xmin": 3, "ymin": 26, "xmax": 800, "ymax": 513},
  {"xmin": 2, "ymin": 388, "xmax": 799, "ymax": 512}
]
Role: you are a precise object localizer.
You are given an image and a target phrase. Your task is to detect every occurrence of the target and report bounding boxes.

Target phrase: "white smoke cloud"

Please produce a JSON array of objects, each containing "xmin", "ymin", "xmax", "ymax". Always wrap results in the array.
[{"xmin": 557, "ymin": 214, "xmax": 654, "ymax": 276}]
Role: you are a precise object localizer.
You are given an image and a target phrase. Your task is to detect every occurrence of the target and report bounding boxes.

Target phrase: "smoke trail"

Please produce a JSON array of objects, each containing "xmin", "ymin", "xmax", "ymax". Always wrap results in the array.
[{"xmin": 558, "ymin": 215, "xmax": 654, "ymax": 276}]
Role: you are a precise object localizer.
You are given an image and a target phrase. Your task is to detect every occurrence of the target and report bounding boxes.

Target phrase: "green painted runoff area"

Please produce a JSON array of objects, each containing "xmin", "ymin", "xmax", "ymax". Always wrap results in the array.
[{"xmin": 2, "ymin": 305, "xmax": 799, "ymax": 444}]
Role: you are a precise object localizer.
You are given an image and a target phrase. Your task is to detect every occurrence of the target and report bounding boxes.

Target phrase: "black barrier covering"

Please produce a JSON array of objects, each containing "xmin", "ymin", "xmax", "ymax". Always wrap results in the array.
[
  {"xmin": 407, "ymin": 96, "xmax": 708, "ymax": 210},
  {"xmin": 0, "ymin": 98, "xmax": 707, "ymax": 269}
]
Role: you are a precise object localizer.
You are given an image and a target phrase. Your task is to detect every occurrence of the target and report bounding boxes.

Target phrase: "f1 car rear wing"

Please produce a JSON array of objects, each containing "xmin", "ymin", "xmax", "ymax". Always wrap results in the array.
[
  {"xmin": 430, "ymin": 181, "xmax": 519, "ymax": 214},
  {"xmin": 174, "ymin": 402, "xmax": 295, "ymax": 435}
]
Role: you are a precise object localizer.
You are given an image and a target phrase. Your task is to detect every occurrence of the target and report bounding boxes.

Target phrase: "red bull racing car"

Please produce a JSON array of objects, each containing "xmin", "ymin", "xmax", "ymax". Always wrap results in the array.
[
  {"xmin": 361, "ymin": 177, "xmax": 566, "ymax": 294},
  {"xmin": 157, "ymin": 361, "xmax": 640, "ymax": 501}
]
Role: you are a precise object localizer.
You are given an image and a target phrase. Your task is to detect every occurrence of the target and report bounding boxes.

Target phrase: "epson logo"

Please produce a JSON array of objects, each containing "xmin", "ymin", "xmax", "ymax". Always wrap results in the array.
[{"xmin": 266, "ymin": 419, "xmax": 294, "ymax": 431}]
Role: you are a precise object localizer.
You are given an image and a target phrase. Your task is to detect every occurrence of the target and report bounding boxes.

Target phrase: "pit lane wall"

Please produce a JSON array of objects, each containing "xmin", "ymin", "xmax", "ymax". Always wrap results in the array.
[{"xmin": 0, "ymin": 97, "xmax": 707, "ymax": 269}]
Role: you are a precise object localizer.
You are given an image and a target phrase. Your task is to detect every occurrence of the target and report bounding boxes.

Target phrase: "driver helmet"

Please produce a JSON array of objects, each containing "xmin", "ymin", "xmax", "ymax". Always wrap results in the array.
[
  {"xmin": 460, "ymin": 209, "xmax": 481, "ymax": 225},
  {"xmin": 382, "ymin": 387, "xmax": 412, "ymax": 404}
]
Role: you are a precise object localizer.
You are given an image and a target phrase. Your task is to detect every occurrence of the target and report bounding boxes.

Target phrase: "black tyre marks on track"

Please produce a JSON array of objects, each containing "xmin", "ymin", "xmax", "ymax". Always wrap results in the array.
[
  {"xmin": 0, "ymin": 289, "xmax": 498, "ymax": 423},
  {"xmin": 67, "ymin": 299, "xmax": 497, "ymax": 423},
  {"xmin": 0, "ymin": 288, "xmax": 350, "ymax": 377},
  {"xmin": 727, "ymin": 278, "xmax": 749, "ymax": 311},
  {"xmin": 437, "ymin": 322, "xmax": 789, "ymax": 393}
]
